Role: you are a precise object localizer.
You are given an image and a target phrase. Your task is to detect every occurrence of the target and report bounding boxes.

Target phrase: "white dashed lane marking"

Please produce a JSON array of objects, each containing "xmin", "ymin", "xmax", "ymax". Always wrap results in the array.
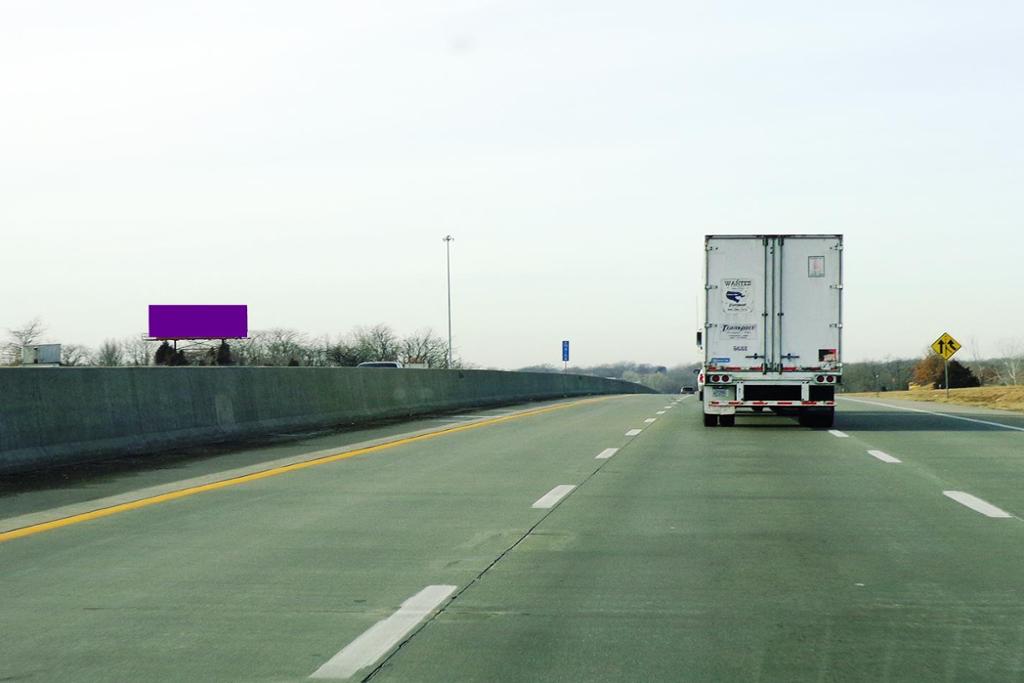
[
  {"xmin": 310, "ymin": 585, "xmax": 457, "ymax": 679},
  {"xmin": 943, "ymin": 491, "xmax": 1012, "ymax": 518},
  {"xmin": 867, "ymin": 450, "xmax": 900, "ymax": 463},
  {"xmin": 532, "ymin": 485, "xmax": 577, "ymax": 509}
]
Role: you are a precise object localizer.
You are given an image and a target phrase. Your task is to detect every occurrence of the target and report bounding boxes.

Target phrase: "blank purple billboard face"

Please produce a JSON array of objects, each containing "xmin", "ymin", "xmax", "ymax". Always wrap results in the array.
[{"xmin": 148, "ymin": 305, "xmax": 248, "ymax": 339}]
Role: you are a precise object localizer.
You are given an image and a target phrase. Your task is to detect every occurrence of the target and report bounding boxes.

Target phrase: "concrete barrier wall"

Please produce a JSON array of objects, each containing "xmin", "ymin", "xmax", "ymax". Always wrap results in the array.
[{"xmin": 0, "ymin": 367, "xmax": 653, "ymax": 474}]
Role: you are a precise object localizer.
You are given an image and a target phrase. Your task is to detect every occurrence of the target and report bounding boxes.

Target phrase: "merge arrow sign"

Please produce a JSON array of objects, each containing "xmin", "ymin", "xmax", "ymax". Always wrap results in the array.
[{"xmin": 931, "ymin": 332, "xmax": 961, "ymax": 360}]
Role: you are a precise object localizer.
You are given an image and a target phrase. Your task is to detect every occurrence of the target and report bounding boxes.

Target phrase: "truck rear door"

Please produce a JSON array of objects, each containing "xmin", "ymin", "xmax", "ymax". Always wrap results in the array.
[
  {"xmin": 705, "ymin": 236, "xmax": 769, "ymax": 371},
  {"xmin": 774, "ymin": 235, "xmax": 843, "ymax": 371}
]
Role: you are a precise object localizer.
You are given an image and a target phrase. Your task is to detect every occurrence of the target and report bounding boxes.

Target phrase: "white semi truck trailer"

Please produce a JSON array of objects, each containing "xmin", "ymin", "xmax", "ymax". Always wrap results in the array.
[{"xmin": 698, "ymin": 234, "xmax": 843, "ymax": 428}]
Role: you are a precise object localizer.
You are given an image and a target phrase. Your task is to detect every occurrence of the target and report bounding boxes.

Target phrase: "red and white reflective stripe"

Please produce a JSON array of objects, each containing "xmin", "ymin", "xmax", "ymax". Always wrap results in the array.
[{"xmin": 710, "ymin": 400, "xmax": 839, "ymax": 407}]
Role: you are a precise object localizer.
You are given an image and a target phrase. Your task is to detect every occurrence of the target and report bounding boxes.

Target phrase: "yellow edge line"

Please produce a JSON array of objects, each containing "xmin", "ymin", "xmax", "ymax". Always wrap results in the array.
[{"xmin": 0, "ymin": 395, "xmax": 620, "ymax": 544}]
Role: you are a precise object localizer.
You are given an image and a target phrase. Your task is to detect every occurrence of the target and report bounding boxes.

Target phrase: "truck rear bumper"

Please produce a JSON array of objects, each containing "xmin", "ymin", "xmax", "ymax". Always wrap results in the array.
[{"xmin": 706, "ymin": 400, "xmax": 836, "ymax": 415}]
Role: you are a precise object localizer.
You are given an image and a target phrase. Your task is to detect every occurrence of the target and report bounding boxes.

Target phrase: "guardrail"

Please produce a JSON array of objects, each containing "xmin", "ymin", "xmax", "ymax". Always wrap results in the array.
[{"xmin": 0, "ymin": 367, "xmax": 652, "ymax": 474}]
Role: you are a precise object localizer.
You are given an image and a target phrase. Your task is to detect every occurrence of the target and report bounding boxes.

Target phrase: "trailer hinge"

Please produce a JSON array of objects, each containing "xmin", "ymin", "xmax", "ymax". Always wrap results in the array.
[
  {"xmin": 830, "ymin": 284, "xmax": 843, "ymax": 290},
  {"xmin": 705, "ymin": 284, "xmax": 718, "ymax": 290},
  {"xmin": 704, "ymin": 322, "xmax": 716, "ymax": 329},
  {"xmin": 830, "ymin": 323, "xmax": 843, "ymax": 328}
]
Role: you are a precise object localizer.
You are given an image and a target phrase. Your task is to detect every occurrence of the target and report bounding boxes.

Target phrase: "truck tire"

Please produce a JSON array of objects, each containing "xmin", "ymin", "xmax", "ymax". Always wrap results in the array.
[
  {"xmin": 703, "ymin": 412, "xmax": 717, "ymax": 427},
  {"xmin": 719, "ymin": 414, "xmax": 735, "ymax": 427}
]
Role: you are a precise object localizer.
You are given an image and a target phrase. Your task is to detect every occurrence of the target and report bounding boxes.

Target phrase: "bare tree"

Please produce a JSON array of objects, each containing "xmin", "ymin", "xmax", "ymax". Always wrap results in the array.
[
  {"xmin": 997, "ymin": 339, "xmax": 1023, "ymax": 385},
  {"xmin": 60, "ymin": 344, "xmax": 93, "ymax": 366},
  {"xmin": 267, "ymin": 328, "xmax": 310, "ymax": 366},
  {"xmin": 325, "ymin": 337, "xmax": 369, "ymax": 366},
  {"xmin": 95, "ymin": 339, "xmax": 125, "ymax": 367},
  {"xmin": 303, "ymin": 335, "xmax": 331, "ymax": 367},
  {"xmin": 967, "ymin": 336, "xmax": 994, "ymax": 386},
  {"xmin": 122, "ymin": 337, "xmax": 154, "ymax": 366},
  {"xmin": 232, "ymin": 336, "xmax": 258, "ymax": 366},
  {"xmin": 3, "ymin": 317, "xmax": 47, "ymax": 365},
  {"xmin": 352, "ymin": 324, "xmax": 401, "ymax": 362},
  {"xmin": 852, "ymin": 358, "xmax": 885, "ymax": 391},
  {"xmin": 236, "ymin": 329, "xmax": 309, "ymax": 366},
  {"xmin": 882, "ymin": 355, "xmax": 912, "ymax": 391},
  {"xmin": 399, "ymin": 329, "xmax": 449, "ymax": 368}
]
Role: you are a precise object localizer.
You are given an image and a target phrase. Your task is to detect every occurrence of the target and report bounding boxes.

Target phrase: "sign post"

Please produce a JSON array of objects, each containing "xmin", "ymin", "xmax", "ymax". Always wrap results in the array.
[
  {"xmin": 930, "ymin": 332, "xmax": 962, "ymax": 398},
  {"xmin": 562, "ymin": 340, "xmax": 570, "ymax": 373}
]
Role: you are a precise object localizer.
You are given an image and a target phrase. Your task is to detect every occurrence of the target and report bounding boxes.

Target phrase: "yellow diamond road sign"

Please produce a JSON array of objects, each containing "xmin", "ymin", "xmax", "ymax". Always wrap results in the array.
[{"xmin": 931, "ymin": 332, "xmax": 961, "ymax": 360}]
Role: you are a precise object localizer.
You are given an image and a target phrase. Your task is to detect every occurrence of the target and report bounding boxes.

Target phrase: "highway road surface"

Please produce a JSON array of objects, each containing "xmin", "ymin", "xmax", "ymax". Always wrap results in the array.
[{"xmin": 3, "ymin": 394, "xmax": 1024, "ymax": 681}]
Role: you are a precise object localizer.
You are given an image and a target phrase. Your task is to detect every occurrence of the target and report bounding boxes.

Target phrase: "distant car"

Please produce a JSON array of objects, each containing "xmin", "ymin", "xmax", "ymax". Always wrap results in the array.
[
  {"xmin": 681, "ymin": 386, "xmax": 695, "ymax": 394},
  {"xmin": 356, "ymin": 361, "xmax": 403, "ymax": 368}
]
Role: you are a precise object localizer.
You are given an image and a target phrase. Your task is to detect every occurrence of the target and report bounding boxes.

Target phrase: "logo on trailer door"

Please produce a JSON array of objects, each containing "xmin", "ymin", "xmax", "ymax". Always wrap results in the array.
[
  {"xmin": 721, "ymin": 279, "xmax": 753, "ymax": 314},
  {"xmin": 722, "ymin": 323, "xmax": 758, "ymax": 341}
]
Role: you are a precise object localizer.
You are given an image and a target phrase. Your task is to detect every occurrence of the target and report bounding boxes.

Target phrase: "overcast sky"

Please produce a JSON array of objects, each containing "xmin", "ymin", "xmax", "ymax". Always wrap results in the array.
[{"xmin": 2, "ymin": 1, "xmax": 1022, "ymax": 368}]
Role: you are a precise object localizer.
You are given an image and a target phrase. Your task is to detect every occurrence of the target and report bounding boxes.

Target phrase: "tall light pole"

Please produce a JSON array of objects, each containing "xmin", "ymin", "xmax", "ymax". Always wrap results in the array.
[{"xmin": 443, "ymin": 235, "xmax": 454, "ymax": 368}]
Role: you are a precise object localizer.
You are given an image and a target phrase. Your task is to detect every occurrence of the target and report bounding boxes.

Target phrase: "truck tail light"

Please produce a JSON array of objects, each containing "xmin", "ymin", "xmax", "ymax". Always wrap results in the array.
[
  {"xmin": 816, "ymin": 375, "xmax": 825, "ymax": 383},
  {"xmin": 721, "ymin": 375, "xmax": 730, "ymax": 383},
  {"xmin": 828, "ymin": 375, "xmax": 836, "ymax": 383}
]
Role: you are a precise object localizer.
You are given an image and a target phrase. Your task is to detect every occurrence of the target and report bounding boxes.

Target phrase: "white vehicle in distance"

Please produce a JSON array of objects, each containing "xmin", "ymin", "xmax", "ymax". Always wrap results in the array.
[{"xmin": 356, "ymin": 361, "xmax": 404, "ymax": 368}]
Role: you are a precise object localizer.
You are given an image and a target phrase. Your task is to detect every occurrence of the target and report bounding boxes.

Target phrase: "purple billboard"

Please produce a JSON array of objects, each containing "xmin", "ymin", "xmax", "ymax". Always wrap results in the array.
[{"xmin": 148, "ymin": 305, "xmax": 248, "ymax": 339}]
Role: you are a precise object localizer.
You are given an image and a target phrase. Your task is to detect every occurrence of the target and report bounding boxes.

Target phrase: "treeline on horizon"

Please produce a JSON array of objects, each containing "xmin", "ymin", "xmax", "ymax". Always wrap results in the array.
[
  {"xmin": 520, "ymin": 353, "xmax": 1024, "ymax": 393},
  {"xmin": 1, "ymin": 319, "xmax": 456, "ymax": 369},
  {"xmin": 3, "ymin": 318, "xmax": 1022, "ymax": 393}
]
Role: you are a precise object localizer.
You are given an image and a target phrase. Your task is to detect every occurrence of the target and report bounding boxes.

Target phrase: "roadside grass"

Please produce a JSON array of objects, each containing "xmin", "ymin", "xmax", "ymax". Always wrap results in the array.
[{"xmin": 845, "ymin": 386, "xmax": 1024, "ymax": 414}]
